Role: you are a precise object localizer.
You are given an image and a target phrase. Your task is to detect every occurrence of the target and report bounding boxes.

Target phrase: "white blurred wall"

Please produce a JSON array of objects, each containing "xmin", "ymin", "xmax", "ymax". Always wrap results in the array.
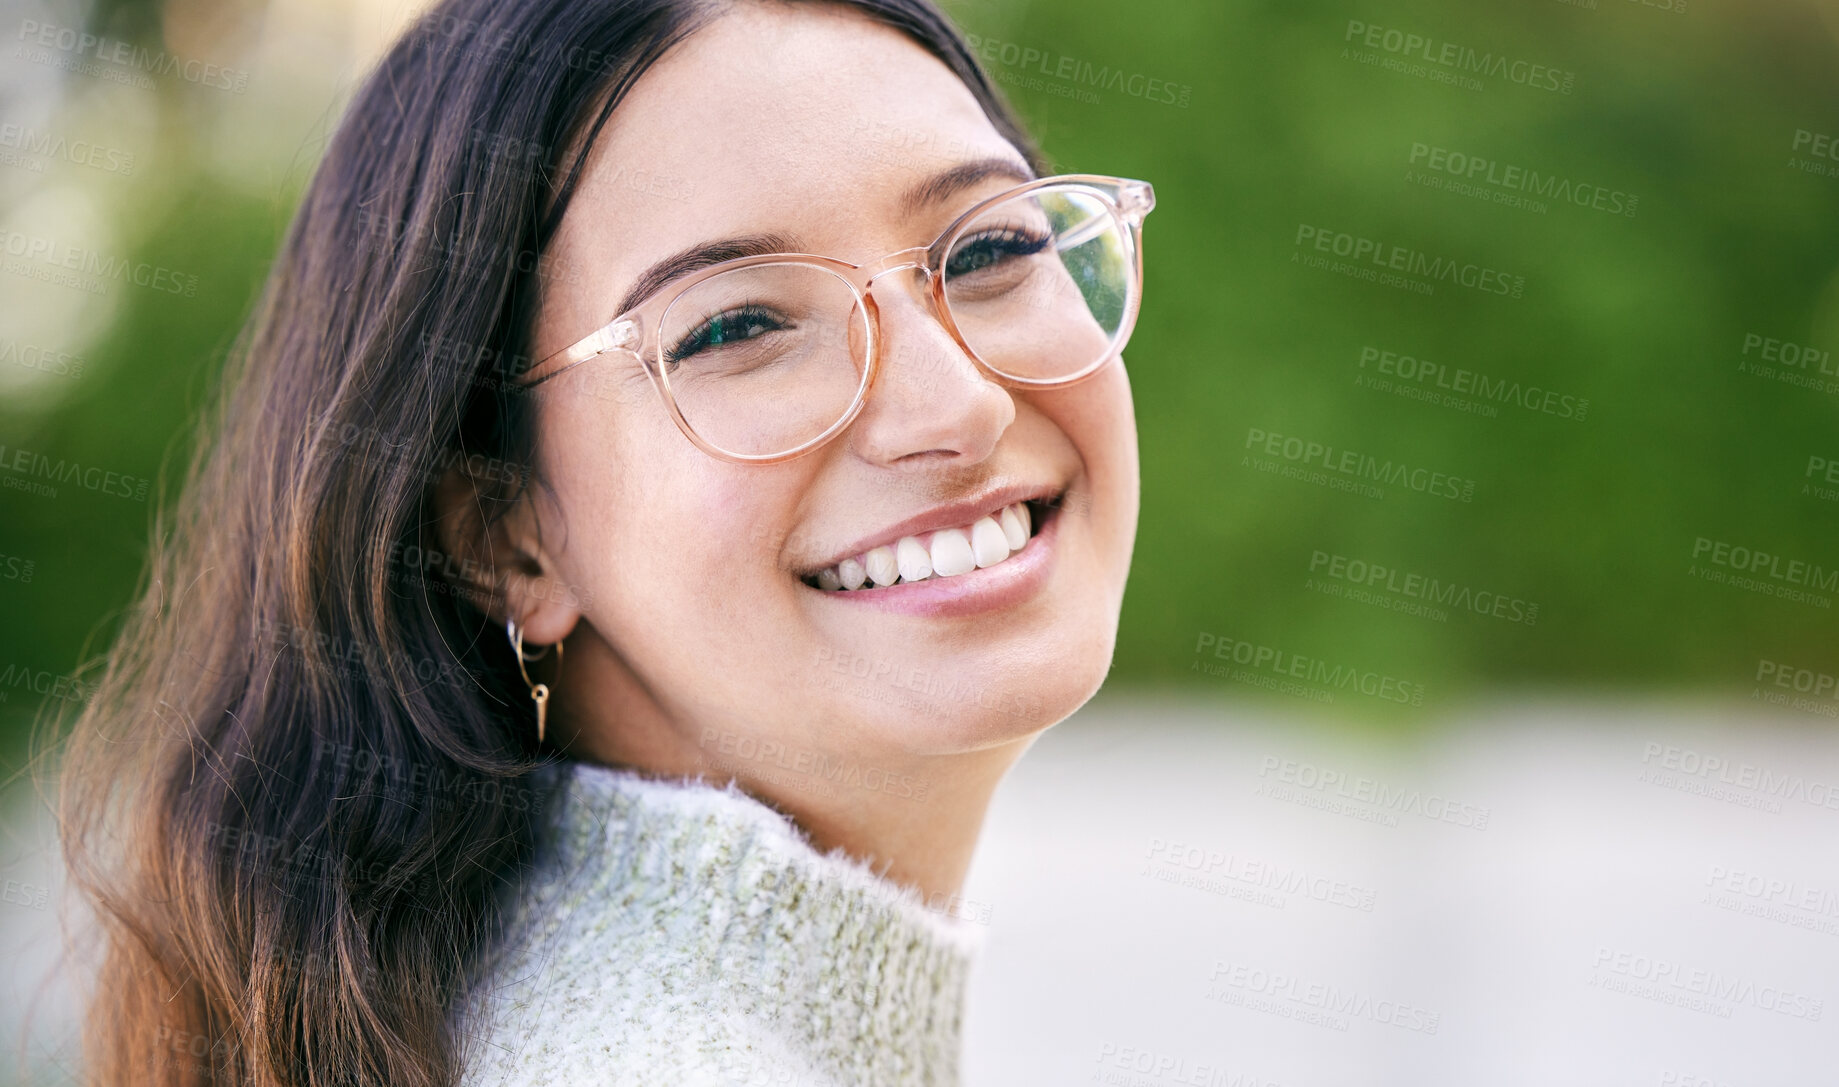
[{"xmin": 961, "ymin": 696, "xmax": 1839, "ymax": 1087}]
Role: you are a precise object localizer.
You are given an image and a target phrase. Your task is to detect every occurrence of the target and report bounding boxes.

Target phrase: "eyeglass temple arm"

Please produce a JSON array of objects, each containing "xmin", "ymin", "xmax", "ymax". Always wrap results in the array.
[
  {"xmin": 1050, "ymin": 184, "xmax": 1153, "ymax": 250},
  {"xmin": 525, "ymin": 318, "xmax": 639, "ymax": 386},
  {"xmin": 1054, "ymin": 217, "xmax": 1114, "ymax": 251}
]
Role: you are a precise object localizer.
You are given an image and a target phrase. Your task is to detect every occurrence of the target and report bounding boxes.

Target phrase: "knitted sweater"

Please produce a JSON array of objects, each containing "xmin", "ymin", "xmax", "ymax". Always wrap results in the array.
[{"xmin": 455, "ymin": 760, "xmax": 983, "ymax": 1087}]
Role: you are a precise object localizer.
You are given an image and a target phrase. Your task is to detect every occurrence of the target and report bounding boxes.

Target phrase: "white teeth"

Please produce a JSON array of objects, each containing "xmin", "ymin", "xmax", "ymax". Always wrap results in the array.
[
  {"xmin": 807, "ymin": 499, "xmax": 1046, "ymax": 591},
  {"xmin": 896, "ymin": 536, "xmax": 932, "ymax": 582},
  {"xmin": 998, "ymin": 504, "xmax": 1027, "ymax": 551},
  {"xmin": 970, "ymin": 516, "xmax": 1008, "ymax": 568},
  {"xmin": 865, "ymin": 545, "xmax": 899, "ymax": 587},
  {"xmin": 929, "ymin": 527, "xmax": 978, "ymax": 578}
]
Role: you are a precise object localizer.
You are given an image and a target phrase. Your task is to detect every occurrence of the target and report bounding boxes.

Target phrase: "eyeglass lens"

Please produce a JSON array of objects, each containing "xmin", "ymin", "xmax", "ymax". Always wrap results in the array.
[{"xmin": 655, "ymin": 184, "xmax": 1134, "ymax": 458}]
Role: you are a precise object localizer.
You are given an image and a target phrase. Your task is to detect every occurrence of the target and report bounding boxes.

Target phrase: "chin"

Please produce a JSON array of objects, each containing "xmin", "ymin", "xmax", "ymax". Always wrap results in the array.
[{"xmin": 825, "ymin": 601, "xmax": 1120, "ymax": 757}]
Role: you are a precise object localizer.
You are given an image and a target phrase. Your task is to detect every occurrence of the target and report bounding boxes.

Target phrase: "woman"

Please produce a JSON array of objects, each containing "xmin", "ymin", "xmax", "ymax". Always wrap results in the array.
[{"xmin": 58, "ymin": 0, "xmax": 1152, "ymax": 1083}]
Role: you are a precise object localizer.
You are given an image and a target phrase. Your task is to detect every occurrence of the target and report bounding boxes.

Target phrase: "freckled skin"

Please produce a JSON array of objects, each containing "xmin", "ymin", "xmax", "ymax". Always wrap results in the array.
[{"xmin": 443, "ymin": 4, "xmax": 1140, "ymax": 901}]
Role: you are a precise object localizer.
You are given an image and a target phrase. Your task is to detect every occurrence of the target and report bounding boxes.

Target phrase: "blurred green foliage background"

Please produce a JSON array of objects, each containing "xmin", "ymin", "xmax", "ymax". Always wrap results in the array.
[{"xmin": 2, "ymin": 0, "xmax": 1836, "ymax": 757}]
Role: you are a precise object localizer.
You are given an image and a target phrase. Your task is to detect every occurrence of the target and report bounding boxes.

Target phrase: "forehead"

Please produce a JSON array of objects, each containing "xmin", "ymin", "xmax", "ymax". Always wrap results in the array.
[
  {"xmin": 535, "ymin": 5, "xmax": 1026, "ymax": 349},
  {"xmin": 599, "ymin": 4, "xmax": 1014, "ymax": 214}
]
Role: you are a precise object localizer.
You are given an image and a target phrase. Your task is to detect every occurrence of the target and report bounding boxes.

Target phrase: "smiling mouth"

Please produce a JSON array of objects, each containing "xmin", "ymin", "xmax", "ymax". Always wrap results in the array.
[{"xmin": 800, "ymin": 498, "xmax": 1054, "ymax": 592}]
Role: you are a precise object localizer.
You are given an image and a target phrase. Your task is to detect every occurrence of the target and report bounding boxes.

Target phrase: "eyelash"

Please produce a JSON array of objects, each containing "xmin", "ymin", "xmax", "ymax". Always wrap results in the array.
[
  {"xmin": 664, "ymin": 302, "xmax": 787, "ymax": 367},
  {"xmin": 945, "ymin": 227, "xmax": 1052, "ymax": 277}
]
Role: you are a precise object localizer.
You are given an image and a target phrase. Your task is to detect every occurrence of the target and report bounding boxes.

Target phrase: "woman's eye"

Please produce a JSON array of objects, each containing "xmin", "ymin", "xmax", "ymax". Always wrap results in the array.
[
  {"xmin": 666, "ymin": 305, "xmax": 789, "ymax": 366},
  {"xmin": 946, "ymin": 228, "xmax": 1051, "ymax": 278}
]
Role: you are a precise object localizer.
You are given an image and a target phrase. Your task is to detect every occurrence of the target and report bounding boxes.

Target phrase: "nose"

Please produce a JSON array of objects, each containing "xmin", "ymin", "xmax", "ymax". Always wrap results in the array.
[
  {"xmin": 847, "ymin": 265, "xmax": 1016, "ymax": 468},
  {"xmin": 862, "ymin": 246, "xmax": 931, "ymax": 291}
]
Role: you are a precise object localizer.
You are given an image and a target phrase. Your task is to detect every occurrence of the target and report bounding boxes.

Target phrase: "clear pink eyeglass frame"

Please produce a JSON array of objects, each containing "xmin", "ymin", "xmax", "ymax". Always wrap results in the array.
[{"xmin": 515, "ymin": 173, "xmax": 1156, "ymax": 464}]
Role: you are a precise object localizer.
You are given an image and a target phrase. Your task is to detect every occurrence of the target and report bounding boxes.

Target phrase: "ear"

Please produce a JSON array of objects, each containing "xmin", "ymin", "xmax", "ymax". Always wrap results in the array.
[{"xmin": 431, "ymin": 462, "xmax": 582, "ymax": 647}]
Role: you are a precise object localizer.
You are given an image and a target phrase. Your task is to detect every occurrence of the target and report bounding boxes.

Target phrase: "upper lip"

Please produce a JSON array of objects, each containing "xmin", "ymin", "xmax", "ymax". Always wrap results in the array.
[{"xmin": 798, "ymin": 480, "xmax": 1064, "ymax": 575}]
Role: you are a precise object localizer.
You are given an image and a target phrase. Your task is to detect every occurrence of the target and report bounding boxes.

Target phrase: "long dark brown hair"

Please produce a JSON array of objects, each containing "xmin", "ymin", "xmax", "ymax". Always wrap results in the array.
[{"xmin": 55, "ymin": 2, "xmax": 1039, "ymax": 1084}]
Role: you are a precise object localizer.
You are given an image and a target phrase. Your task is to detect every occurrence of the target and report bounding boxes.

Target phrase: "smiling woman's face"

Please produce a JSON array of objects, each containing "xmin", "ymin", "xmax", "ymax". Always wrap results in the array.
[{"xmin": 511, "ymin": 3, "xmax": 1139, "ymax": 769}]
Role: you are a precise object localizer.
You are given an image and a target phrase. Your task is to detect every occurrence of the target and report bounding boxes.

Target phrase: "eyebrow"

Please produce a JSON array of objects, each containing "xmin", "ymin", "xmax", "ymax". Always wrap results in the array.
[
  {"xmin": 899, "ymin": 155, "xmax": 1037, "ymax": 209},
  {"xmin": 613, "ymin": 157, "xmax": 1038, "ymax": 316},
  {"xmin": 615, "ymin": 232, "xmax": 800, "ymax": 317}
]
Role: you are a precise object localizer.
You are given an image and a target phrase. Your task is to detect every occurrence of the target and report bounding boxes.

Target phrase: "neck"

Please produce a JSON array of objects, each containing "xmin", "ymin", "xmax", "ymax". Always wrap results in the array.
[
  {"xmin": 555, "ymin": 676, "xmax": 1029, "ymax": 905},
  {"xmin": 764, "ymin": 741, "xmax": 1027, "ymax": 903}
]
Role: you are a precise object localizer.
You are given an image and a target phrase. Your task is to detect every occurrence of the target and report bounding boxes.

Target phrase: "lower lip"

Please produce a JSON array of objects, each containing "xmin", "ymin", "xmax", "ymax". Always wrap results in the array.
[{"xmin": 803, "ymin": 505, "xmax": 1062, "ymax": 618}]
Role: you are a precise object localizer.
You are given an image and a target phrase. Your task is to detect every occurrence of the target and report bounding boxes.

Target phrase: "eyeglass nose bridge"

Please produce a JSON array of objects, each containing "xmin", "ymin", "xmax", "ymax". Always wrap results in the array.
[{"xmin": 861, "ymin": 246, "xmax": 933, "ymax": 292}]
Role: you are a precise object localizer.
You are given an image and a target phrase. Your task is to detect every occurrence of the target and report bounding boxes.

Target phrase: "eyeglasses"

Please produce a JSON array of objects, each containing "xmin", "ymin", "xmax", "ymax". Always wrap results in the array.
[{"xmin": 516, "ymin": 174, "xmax": 1156, "ymax": 463}]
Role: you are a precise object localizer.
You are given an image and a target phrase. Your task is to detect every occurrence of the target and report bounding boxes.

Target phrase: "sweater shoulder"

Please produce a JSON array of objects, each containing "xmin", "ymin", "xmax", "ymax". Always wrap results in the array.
[{"xmin": 457, "ymin": 983, "xmax": 836, "ymax": 1087}]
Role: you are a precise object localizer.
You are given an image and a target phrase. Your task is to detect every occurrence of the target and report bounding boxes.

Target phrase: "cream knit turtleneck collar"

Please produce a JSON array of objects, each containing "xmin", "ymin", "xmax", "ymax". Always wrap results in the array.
[{"xmin": 457, "ymin": 760, "xmax": 983, "ymax": 1087}]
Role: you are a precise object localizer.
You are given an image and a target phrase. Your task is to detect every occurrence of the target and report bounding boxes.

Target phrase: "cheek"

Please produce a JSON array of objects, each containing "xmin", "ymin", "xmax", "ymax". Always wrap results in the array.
[
  {"xmin": 544, "ymin": 393, "xmax": 802, "ymax": 611},
  {"xmin": 1096, "ymin": 360, "xmax": 1140, "ymax": 452},
  {"xmin": 1052, "ymin": 365, "xmax": 1140, "ymax": 580},
  {"xmin": 1055, "ymin": 363, "xmax": 1140, "ymax": 495}
]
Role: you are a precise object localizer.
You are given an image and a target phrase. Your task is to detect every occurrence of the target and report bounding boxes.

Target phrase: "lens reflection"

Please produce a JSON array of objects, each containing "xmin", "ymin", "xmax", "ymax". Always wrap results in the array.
[{"xmin": 943, "ymin": 187, "xmax": 1130, "ymax": 381}]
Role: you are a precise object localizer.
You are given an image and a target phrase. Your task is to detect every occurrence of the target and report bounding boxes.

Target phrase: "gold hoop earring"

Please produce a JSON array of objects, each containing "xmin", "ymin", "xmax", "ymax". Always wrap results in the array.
[{"xmin": 506, "ymin": 618, "xmax": 564, "ymax": 744}]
